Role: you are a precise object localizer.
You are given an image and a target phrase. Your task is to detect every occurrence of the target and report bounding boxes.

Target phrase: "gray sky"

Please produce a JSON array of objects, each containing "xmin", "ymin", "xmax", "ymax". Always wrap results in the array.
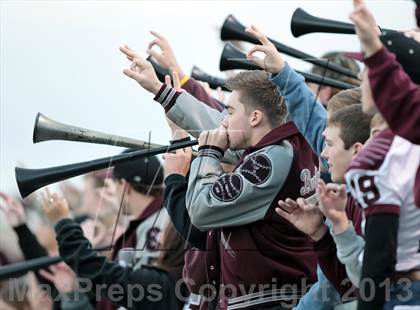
[{"xmin": 1, "ymin": 0, "xmax": 416, "ymax": 195}]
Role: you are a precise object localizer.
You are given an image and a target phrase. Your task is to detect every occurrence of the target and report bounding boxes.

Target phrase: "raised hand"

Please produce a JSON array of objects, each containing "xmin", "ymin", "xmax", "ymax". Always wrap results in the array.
[
  {"xmin": 41, "ymin": 188, "xmax": 70, "ymax": 224},
  {"xmin": 39, "ymin": 263, "xmax": 77, "ymax": 293},
  {"xmin": 276, "ymin": 197, "xmax": 327, "ymax": 241},
  {"xmin": 198, "ymin": 126, "xmax": 229, "ymax": 151},
  {"xmin": 245, "ymin": 25, "xmax": 285, "ymax": 73},
  {"xmin": 350, "ymin": 0, "xmax": 382, "ymax": 57},
  {"xmin": 81, "ymin": 218, "xmax": 107, "ymax": 247},
  {"xmin": 163, "ymin": 147, "xmax": 193, "ymax": 178},
  {"xmin": 0, "ymin": 192, "xmax": 26, "ymax": 227},
  {"xmin": 59, "ymin": 181, "xmax": 81, "ymax": 210},
  {"xmin": 119, "ymin": 44, "xmax": 140, "ymax": 62},
  {"xmin": 403, "ymin": 29, "xmax": 420, "ymax": 43},
  {"xmin": 318, "ymin": 180, "xmax": 349, "ymax": 234},
  {"xmin": 146, "ymin": 31, "xmax": 186, "ymax": 79},
  {"xmin": 123, "ymin": 56, "xmax": 162, "ymax": 94}
]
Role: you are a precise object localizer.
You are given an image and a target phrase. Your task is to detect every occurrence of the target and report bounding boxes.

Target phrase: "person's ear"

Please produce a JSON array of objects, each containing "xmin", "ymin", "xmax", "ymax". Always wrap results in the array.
[
  {"xmin": 352, "ymin": 142, "xmax": 364, "ymax": 157},
  {"xmin": 249, "ymin": 110, "xmax": 263, "ymax": 127}
]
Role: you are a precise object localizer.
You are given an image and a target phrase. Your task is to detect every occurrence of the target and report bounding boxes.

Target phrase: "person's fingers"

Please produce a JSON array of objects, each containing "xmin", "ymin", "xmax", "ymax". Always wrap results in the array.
[
  {"xmin": 130, "ymin": 60, "xmax": 137, "ymax": 72},
  {"xmin": 172, "ymin": 71, "xmax": 181, "ymax": 90},
  {"xmin": 275, "ymin": 207, "xmax": 293, "ymax": 222},
  {"xmin": 163, "ymin": 153, "xmax": 174, "ymax": 160},
  {"xmin": 285, "ymin": 198, "xmax": 298, "ymax": 208},
  {"xmin": 123, "ymin": 68, "xmax": 141, "ymax": 81},
  {"xmin": 278, "ymin": 200, "xmax": 293, "ymax": 213},
  {"xmin": 165, "ymin": 75, "xmax": 172, "ymax": 87},
  {"xmin": 198, "ymin": 131, "xmax": 209, "ymax": 146},
  {"xmin": 51, "ymin": 192, "xmax": 60, "ymax": 201},
  {"xmin": 119, "ymin": 45, "xmax": 137, "ymax": 60},
  {"xmin": 247, "ymin": 44, "xmax": 271, "ymax": 57},
  {"xmin": 45, "ymin": 187, "xmax": 52, "ymax": 200},
  {"xmin": 39, "ymin": 269, "xmax": 55, "ymax": 282},
  {"xmin": 147, "ymin": 48, "xmax": 165, "ymax": 64},
  {"xmin": 49, "ymin": 264, "xmax": 58, "ymax": 274},
  {"xmin": 40, "ymin": 190, "xmax": 49, "ymax": 206},
  {"xmin": 246, "ymin": 55, "xmax": 265, "ymax": 69},
  {"xmin": 184, "ymin": 147, "xmax": 193, "ymax": 156},
  {"xmin": 297, "ymin": 198, "xmax": 316, "ymax": 211},
  {"xmin": 0, "ymin": 191, "xmax": 11, "ymax": 203},
  {"xmin": 325, "ymin": 183, "xmax": 342, "ymax": 195},
  {"xmin": 132, "ymin": 57, "xmax": 148, "ymax": 70},
  {"xmin": 296, "ymin": 198, "xmax": 307, "ymax": 209},
  {"xmin": 318, "ymin": 180, "xmax": 326, "ymax": 195},
  {"xmin": 150, "ymin": 30, "xmax": 165, "ymax": 41},
  {"xmin": 352, "ymin": 0, "xmax": 365, "ymax": 8},
  {"xmin": 56, "ymin": 262, "xmax": 68, "ymax": 271},
  {"xmin": 338, "ymin": 185, "xmax": 347, "ymax": 199},
  {"xmin": 147, "ymin": 39, "xmax": 161, "ymax": 51},
  {"xmin": 246, "ymin": 25, "xmax": 272, "ymax": 46}
]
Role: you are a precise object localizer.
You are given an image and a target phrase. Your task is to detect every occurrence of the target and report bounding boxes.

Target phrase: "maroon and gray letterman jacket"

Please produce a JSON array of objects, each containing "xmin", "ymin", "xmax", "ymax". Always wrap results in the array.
[{"xmin": 154, "ymin": 84, "xmax": 319, "ymax": 309}]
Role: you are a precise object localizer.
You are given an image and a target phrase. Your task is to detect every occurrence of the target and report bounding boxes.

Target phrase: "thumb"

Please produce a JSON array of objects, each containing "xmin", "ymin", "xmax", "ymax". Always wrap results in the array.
[
  {"xmin": 165, "ymin": 75, "xmax": 172, "ymax": 87},
  {"xmin": 123, "ymin": 68, "xmax": 141, "ymax": 81},
  {"xmin": 338, "ymin": 185, "xmax": 347, "ymax": 199}
]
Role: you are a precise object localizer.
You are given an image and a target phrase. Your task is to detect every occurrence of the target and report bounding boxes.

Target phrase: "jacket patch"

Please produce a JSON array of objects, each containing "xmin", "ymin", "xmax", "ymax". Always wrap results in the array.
[
  {"xmin": 240, "ymin": 154, "xmax": 272, "ymax": 185},
  {"xmin": 211, "ymin": 173, "xmax": 243, "ymax": 202}
]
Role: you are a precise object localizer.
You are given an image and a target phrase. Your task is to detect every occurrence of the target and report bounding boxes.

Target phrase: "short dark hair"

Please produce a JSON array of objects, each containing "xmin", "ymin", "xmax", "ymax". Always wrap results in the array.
[
  {"xmin": 327, "ymin": 104, "xmax": 372, "ymax": 149},
  {"xmin": 226, "ymin": 70, "xmax": 287, "ymax": 127}
]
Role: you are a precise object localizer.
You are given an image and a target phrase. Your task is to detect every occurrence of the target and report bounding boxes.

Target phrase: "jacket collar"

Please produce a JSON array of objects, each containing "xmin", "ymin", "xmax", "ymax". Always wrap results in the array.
[{"xmin": 246, "ymin": 121, "xmax": 299, "ymax": 152}]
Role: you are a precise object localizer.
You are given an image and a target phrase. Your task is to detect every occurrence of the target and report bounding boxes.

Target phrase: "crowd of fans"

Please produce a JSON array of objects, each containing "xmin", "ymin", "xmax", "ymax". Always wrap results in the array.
[{"xmin": 1, "ymin": 0, "xmax": 419, "ymax": 309}]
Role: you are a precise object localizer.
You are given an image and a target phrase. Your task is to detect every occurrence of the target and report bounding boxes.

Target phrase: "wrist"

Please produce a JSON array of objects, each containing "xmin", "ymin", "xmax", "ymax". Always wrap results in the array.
[
  {"xmin": 364, "ymin": 39, "xmax": 383, "ymax": 58},
  {"xmin": 172, "ymin": 65, "xmax": 186, "ymax": 80},
  {"xmin": 269, "ymin": 58, "xmax": 285, "ymax": 74},
  {"xmin": 11, "ymin": 220, "xmax": 25, "ymax": 228},
  {"xmin": 198, "ymin": 145, "xmax": 225, "ymax": 160},
  {"xmin": 331, "ymin": 214, "xmax": 349, "ymax": 234},
  {"xmin": 310, "ymin": 224, "xmax": 327, "ymax": 241},
  {"xmin": 49, "ymin": 212, "xmax": 70, "ymax": 226},
  {"xmin": 150, "ymin": 81, "xmax": 163, "ymax": 95}
]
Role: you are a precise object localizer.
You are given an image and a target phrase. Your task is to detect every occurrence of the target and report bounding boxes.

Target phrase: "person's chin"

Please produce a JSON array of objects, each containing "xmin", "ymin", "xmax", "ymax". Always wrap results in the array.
[{"xmin": 331, "ymin": 173, "xmax": 345, "ymax": 184}]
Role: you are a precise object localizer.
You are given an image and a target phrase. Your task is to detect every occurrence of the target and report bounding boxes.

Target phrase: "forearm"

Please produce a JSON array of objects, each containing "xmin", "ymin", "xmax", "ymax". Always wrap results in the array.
[
  {"xmin": 271, "ymin": 62, "xmax": 328, "ymax": 160},
  {"xmin": 13, "ymin": 224, "xmax": 60, "ymax": 297},
  {"xmin": 331, "ymin": 222, "xmax": 364, "ymax": 287},
  {"xmin": 14, "ymin": 224, "xmax": 49, "ymax": 259},
  {"xmin": 187, "ymin": 144, "xmax": 293, "ymax": 230},
  {"xmin": 163, "ymin": 174, "xmax": 207, "ymax": 249},
  {"xmin": 182, "ymin": 78, "xmax": 225, "ymax": 112},
  {"xmin": 154, "ymin": 84, "xmax": 222, "ymax": 138},
  {"xmin": 365, "ymin": 47, "xmax": 420, "ymax": 144},
  {"xmin": 357, "ymin": 214, "xmax": 398, "ymax": 310},
  {"xmin": 313, "ymin": 229, "xmax": 357, "ymax": 297}
]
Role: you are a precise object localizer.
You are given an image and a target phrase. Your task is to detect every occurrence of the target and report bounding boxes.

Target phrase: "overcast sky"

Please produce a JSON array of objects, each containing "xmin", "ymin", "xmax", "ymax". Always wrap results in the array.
[{"xmin": 1, "ymin": 0, "xmax": 417, "ymax": 195}]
